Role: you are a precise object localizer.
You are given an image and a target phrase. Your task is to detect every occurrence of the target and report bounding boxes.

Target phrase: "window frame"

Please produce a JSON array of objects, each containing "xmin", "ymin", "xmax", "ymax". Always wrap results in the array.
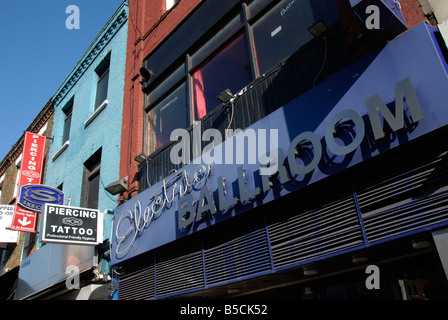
[
  {"xmin": 143, "ymin": 11, "xmax": 251, "ymax": 157},
  {"xmin": 52, "ymin": 98, "xmax": 73, "ymax": 161},
  {"xmin": 81, "ymin": 149, "xmax": 102, "ymax": 209},
  {"xmin": 0, "ymin": 174, "xmax": 4, "ymax": 203},
  {"xmin": 62, "ymin": 98, "xmax": 73, "ymax": 145},
  {"xmin": 145, "ymin": 81, "xmax": 190, "ymax": 155},
  {"xmin": 94, "ymin": 54, "xmax": 111, "ymax": 111},
  {"xmin": 191, "ymin": 30, "xmax": 253, "ymax": 121},
  {"xmin": 143, "ymin": 0, "xmax": 340, "ymax": 157}
]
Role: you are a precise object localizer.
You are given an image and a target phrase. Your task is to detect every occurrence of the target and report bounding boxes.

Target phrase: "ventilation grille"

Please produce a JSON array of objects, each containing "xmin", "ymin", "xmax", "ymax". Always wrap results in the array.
[
  {"xmin": 119, "ymin": 152, "xmax": 448, "ymax": 299},
  {"xmin": 156, "ymin": 248, "xmax": 204, "ymax": 297},
  {"xmin": 268, "ymin": 194, "xmax": 364, "ymax": 270},
  {"xmin": 204, "ymin": 224, "xmax": 271, "ymax": 286},
  {"xmin": 359, "ymin": 154, "xmax": 448, "ymax": 243},
  {"xmin": 118, "ymin": 261, "xmax": 155, "ymax": 300}
]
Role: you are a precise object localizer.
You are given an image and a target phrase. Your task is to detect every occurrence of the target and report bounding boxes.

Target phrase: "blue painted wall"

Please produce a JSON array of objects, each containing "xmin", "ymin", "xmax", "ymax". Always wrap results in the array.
[
  {"xmin": 41, "ymin": 2, "xmax": 127, "ymax": 272},
  {"xmin": 15, "ymin": 2, "xmax": 128, "ymax": 299},
  {"xmin": 46, "ymin": 5, "xmax": 127, "ymax": 213}
]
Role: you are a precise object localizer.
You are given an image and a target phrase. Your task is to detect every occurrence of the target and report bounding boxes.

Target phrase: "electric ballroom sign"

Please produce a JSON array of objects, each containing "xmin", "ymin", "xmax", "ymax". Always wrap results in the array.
[
  {"xmin": 10, "ymin": 132, "xmax": 47, "ymax": 233},
  {"xmin": 115, "ymin": 165, "xmax": 212, "ymax": 256},
  {"xmin": 41, "ymin": 204, "xmax": 103, "ymax": 245},
  {"xmin": 114, "ymin": 77, "xmax": 424, "ymax": 258}
]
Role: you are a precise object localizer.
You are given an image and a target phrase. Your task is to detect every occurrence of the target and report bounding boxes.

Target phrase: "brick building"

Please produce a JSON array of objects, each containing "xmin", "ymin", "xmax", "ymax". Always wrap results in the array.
[
  {"xmin": 111, "ymin": 0, "xmax": 448, "ymax": 300},
  {"xmin": 0, "ymin": 99, "xmax": 54, "ymax": 299},
  {"xmin": 120, "ymin": 0, "xmax": 202, "ymax": 200},
  {"xmin": 119, "ymin": 0, "xmax": 448, "ymax": 199}
]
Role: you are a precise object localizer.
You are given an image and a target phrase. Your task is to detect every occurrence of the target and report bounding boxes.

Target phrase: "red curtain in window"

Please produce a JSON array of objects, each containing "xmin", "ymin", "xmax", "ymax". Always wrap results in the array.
[{"xmin": 193, "ymin": 69, "xmax": 207, "ymax": 120}]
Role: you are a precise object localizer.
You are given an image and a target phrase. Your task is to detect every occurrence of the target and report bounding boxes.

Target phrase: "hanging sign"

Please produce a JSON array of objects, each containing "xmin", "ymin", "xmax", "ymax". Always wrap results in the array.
[
  {"xmin": 41, "ymin": 203, "xmax": 103, "ymax": 245},
  {"xmin": 10, "ymin": 132, "xmax": 47, "ymax": 233},
  {"xmin": 18, "ymin": 184, "xmax": 65, "ymax": 212}
]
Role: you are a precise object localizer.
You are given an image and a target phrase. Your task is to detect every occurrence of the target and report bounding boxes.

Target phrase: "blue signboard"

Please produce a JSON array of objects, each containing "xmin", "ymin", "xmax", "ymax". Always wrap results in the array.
[
  {"xmin": 112, "ymin": 23, "xmax": 448, "ymax": 265},
  {"xmin": 18, "ymin": 184, "xmax": 65, "ymax": 212}
]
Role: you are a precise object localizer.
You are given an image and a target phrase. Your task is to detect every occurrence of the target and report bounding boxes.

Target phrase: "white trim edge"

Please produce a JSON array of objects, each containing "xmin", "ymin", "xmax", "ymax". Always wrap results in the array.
[
  {"xmin": 84, "ymin": 99, "xmax": 108, "ymax": 127},
  {"xmin": 52, "ymin": 140, "xmax": 70, "ymax": 161}
]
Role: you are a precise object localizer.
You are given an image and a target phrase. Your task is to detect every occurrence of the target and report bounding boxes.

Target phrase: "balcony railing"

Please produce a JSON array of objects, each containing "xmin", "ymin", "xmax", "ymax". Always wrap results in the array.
[{"xmin": 138, "ymin": 23, "xmax": 378, "ymax": 191}]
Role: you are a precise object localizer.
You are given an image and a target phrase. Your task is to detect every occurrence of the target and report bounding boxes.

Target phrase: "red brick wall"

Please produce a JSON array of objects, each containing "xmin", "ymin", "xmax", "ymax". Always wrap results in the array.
[
  {"xmin": 120, "ymin": 0, "xmax": 202, "ymax": 199},
  {"xmin": 119, "ymin": 0, "xmax": 430, "ymax": 200},
  {"xmin": 400, "ymin": 0, "xmax": 428, "ymax": 29}
]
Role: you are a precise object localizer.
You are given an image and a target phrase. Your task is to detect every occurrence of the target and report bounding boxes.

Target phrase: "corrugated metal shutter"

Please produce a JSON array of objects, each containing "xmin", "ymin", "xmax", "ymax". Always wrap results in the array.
[
  {"xmin": 268, "ymin": 191, "xmax": 365, "ymax": 270},
  {"xmin": 119, "ymin": 150, "xmax": 448, "ymax": 299},
  {"xmin": 359, "ymin": 153, "xmax": 448, "ymax": 243},
  {"xmin": 118, "ymin": 245, "xmax": 204, "ymax": 300},
  {"xmin": 118, "ymin": 260, "xmax": 155, "ymax": 300},
  {"xmin": 203, "ymin": 219, "xmax": 271, "ymax": 286},
  {"xmin": 155, "ymin": 248, "xmax": 204, "ymax": 297}
]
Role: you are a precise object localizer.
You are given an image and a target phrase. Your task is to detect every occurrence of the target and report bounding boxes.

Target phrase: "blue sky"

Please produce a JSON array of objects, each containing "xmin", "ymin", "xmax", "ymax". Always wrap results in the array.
[{"xmin": 0, "ymin": 0, "xmax": 124, "ymax": 161}]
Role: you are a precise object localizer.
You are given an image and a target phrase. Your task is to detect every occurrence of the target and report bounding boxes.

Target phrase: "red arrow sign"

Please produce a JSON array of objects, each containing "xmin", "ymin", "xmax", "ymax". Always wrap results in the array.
[
  {"xmin": 18, "ymin": 217, "xmax": 32, "ymax": 227},
  {"xmin": 10, "ymin": 209, "xmax": 36, "ymax": 232}
]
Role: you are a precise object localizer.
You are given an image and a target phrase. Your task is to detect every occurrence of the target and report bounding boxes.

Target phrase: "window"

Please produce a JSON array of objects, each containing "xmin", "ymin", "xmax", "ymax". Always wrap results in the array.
[
  {"xmin": 52, "ymin": 101, "xmax": 72, "ymax": 160},
  {"xmin": 62, "ymin": 99, "xmax": 73, "ymax": 144},
  {"xmin": 144, "ymin": 0, "xmax": 341, "ymax": 155},
  {"xmin": 146, "ymin": 83, "xmax": 189, "ymax": 153},
  {"xmin": 13, "ymin": 155, "xmax": 22, "ymax": 199},
  {"xmin": 94, "ymin": 54, "xmax": 110, "ymax": 110},
  {"xmin": 144, "ymin": 31, "xmax": 251, "ymax": 155},
  {"xmin": 0, "ymin": 175, "xmax": 4, "ymax": 202},
  {"xmin": 81, "ymin": 149, "xmax": 101, "ymax": 209},
  {"xmin": 193, "ymin": 32, "xmax": 251, "ymax": 120},
  {"xmin": 251, "ymin": 0, "xmax": 338, "ymax": 75}
]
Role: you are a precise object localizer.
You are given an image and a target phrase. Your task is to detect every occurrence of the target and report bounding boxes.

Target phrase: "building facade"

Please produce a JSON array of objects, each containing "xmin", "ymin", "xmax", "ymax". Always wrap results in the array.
[
  {"xmin": 13, "ymin": 1, "xmax": 128, "ymax": 300},
  {"xmin": 112, "ymin": 0, "xmax": 448, "ymax": 300},
  {"xmin": 0, "ymin": 100, "xmax": 54, "ymax": 299}
]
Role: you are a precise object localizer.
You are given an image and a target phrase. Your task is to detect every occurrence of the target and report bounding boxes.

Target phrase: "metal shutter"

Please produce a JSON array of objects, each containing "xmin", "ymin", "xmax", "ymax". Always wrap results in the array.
[
  {"xmin": 359, "ymin": 153, "xmax": 448, "ymax": 243},
  {"xmin": 268, "ymin": 192, "xmax": 365, "ymax": 270},
  {"xmin": 203, "ymin": 219, "xmax": 271, "ymax": 286}
]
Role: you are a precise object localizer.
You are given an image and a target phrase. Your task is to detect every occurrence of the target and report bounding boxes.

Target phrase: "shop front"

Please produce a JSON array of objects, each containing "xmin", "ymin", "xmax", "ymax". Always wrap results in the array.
[{"xmin": 111, "ymin": 22, "xmax": 448, "ymax": 300}]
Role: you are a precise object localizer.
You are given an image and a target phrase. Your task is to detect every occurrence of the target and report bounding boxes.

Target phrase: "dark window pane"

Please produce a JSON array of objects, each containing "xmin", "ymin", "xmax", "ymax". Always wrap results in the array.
[
  {"xmin": 193, "ymin": 32, "xmax": 251, "ymax": 120},
  {"xmin": 95, "ymin": 67, "xmax": 109, "ymax": 110},
  {"xmin": 82, "ymin": 149, "xmax": 101, "ymax": 209},
  {"xmin": 248, "ymin": 0, "xmax": 276, "ymax": 19},
  {"xmin": 87, "ymin": 172, "xmax": 100, "ymax": 209},
  {"xmin": 62, "ymin": 104, "xmax": 72, "ymax": 144},
  {"xmin": 252, "ymin": 0, "xmax": 339, "ymax": 74},
  {"xmin": 146, "ymin": 63, "xmax": 186, "ymax": 107},
  {"xmin": 191, "ymin": 13, "xmax": 244, "ymax": 69},
  {"xmin": 147, "ymin": 83, "xmax": 189, "ymax": 153}
]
